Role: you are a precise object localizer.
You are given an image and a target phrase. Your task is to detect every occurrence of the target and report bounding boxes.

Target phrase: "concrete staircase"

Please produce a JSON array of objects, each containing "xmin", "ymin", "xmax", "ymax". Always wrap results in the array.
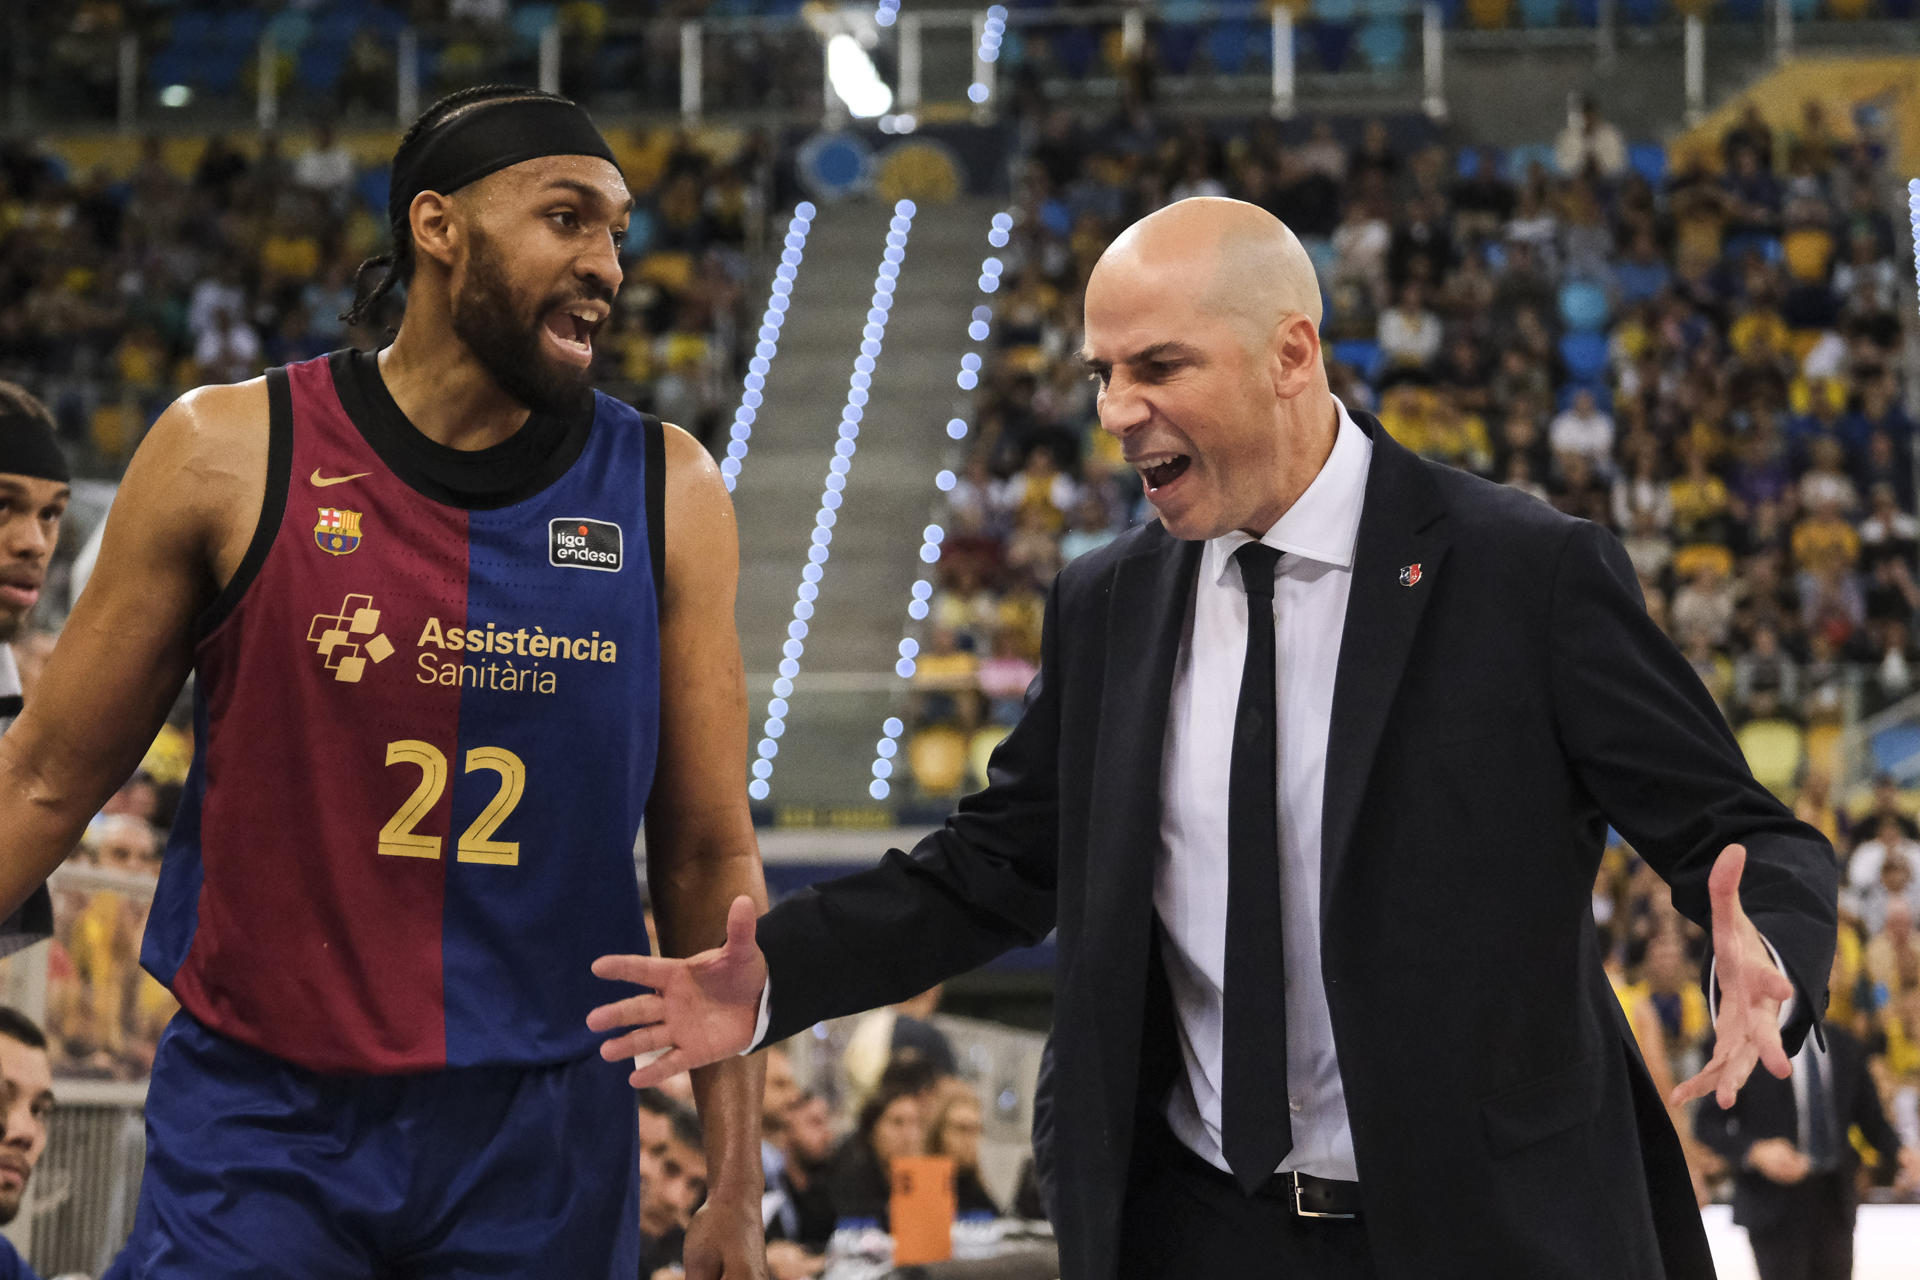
[{"xmin": 729, "ymin": 195, "xmax": 1004, "ymax": 811}]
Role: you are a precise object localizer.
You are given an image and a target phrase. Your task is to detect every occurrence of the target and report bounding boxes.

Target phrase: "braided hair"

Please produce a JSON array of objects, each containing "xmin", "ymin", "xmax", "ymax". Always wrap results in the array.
[{"xmin": 341, "ymin": 84, "xmax": 577, "ymax": 331}]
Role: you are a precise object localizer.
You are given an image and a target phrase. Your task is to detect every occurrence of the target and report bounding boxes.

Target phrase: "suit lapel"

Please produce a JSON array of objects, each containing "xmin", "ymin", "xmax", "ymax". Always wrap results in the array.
[
  {"xmin": 1319, "ymin": 416, "xmax": 1450, "ymax": 917},
  {"xmin": 1086, "ymin": 526, "xmax": 1202, "ymax": 944}
]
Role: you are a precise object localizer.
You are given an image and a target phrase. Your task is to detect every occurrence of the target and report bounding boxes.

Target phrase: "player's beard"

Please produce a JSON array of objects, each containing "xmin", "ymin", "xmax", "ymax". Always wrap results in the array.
[
  {"xmin": 0, "ymin": 1179, "xmax": 23, "ymax": 1225},
  {"xmin": 450, "ymin": 228, "xmax": 597, "ymax": 418}
]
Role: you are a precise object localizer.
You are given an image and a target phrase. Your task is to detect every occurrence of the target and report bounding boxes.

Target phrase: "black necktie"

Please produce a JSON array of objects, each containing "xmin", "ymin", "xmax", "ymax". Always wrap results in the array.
[
  {"xmin": 1223, "ymin": 541, "xmax": 1292, "ymax": 1193},
  {"xmin": 1804, "ymin": 1046, "xmax": 1837, "ymax": 1170}
]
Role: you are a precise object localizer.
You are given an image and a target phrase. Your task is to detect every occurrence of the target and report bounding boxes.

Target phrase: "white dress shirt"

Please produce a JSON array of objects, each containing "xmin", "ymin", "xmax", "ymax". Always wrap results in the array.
[{"xmin": 1157, "ymin": 398, "xmax": 1372, "ymax": 1182}]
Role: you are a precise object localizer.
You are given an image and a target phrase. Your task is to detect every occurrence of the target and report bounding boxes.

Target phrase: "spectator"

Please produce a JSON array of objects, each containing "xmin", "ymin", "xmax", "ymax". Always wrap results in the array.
[
  {"xmin": 927, "ymin": 1082, "xmax": 1002, "ymax": 1219},
  {"xmin": 291, "ymin": 122, "xmax": 356, "ymax": 212},
  {"xmin": 0, "ymin": 1009, "xmax": 51, "ymax": 1280},
  {"xmin": 1548, "ymin": 387, "xmax": 1615, "ymax": 473},
  {"xmin": 1553, "ymin": 94, "xmax": 1627, "ymax": 181},
  {"xmin": 638, "ymin": 1096, "xmax": 708, "ymax": 1279},
  {"xmin": 1376, "ymin": 281, "xmax": 1442, "ymax": 377},
  {"xmin": 1721, "ymin": 101, "xmax": 1775, "ymax": 174},
  {"xmin": 768, "ymin": 1089, "xmax": 840, "ymax": 1252},
  {"xmin": 1861, "ymin": 850, "xmax": 1920, "ymax": 938},
  {"xmin": 823, "ymin": 1076, "xmax": 926, "ymax": 1230}
]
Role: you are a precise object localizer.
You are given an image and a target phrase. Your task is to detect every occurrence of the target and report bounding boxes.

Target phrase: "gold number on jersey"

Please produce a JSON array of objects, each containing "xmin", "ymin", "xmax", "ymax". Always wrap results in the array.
[
  {"xmin": 377, "ymin": 740, "xmax": 528, "ymax": 866},
  {"xmin": 379, "ymin": 740, "xmax": 447, "ymax": 859},
  {"xmin": 457, "ymin": 747, "xmax": 525, "ymax": 866}
]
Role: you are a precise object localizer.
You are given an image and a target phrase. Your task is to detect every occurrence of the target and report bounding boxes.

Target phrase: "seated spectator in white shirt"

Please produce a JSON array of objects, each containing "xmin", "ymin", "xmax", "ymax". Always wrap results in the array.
[
  {"xmin": 1376, "ymin": 282, "xmax": 1443, "ymax": 375},
  {"xmin": 1554, "ymin": 94, "xmax": 1627, "ymax": 181},
  {"xmin": 1848, "ymin": 814, "xmax": 1920, "ymax": 896},
  {"xmin": 292, "ymin": 122, "xmax": 356, "ymax": 210},
  {"xmin": 1549, "ymin": 388, "xmax": 1615, "ymax": 473}
]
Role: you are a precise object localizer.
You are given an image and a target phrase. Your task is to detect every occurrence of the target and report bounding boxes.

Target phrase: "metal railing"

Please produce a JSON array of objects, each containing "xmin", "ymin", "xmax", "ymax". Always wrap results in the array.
[{"xmin": 11, "ymin": 2, "xmax": 1909, "ymax": 137}]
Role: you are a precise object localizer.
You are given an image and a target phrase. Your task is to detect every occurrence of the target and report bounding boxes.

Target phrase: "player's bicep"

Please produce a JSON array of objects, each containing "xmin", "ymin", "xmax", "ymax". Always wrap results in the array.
[
  {"xmin": 6, "ymin": 400, "xmax": 225, "ymax": 809},
  {"xmin": 648, "ymin": 425, "xmax": 751, "ymax": 832}
]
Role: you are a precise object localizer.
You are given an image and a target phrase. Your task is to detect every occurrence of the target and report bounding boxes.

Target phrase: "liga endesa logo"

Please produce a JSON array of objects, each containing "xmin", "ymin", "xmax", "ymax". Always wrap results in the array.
[{"xmin": 549, "ymin": 518, "xmax": 623, "ymax": 572}]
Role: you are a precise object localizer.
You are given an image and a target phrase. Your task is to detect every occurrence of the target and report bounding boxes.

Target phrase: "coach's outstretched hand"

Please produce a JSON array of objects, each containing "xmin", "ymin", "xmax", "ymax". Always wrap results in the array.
[
  {"xmin": 588, "ymin": 895, "xmax": 768, "ymax": 1088},
  {"xmin": 1670, "ymin": 844, "xmax": 1798, "ymax": 1111}
]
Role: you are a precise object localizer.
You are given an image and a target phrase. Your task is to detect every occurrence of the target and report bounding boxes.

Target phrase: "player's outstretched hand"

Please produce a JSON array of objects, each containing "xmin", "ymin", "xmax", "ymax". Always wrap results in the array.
[
  {"xmin": 1671, "ymin": 843, "xmax": 1797, "ymax": 1111},
  {"xmin": 588, "ymin": 895, "xmax": 768, "ymax": 1088}
]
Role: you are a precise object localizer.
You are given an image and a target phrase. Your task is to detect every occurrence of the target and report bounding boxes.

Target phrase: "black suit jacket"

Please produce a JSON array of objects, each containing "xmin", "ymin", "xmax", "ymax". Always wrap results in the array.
[
  {"xmin": 1694, "ymin": 1022, "xmax": 1903, "ymax": 1233},
  {"xmin": 756, "ymin": 418, "xmax": 1838, "ymax": 1280}
]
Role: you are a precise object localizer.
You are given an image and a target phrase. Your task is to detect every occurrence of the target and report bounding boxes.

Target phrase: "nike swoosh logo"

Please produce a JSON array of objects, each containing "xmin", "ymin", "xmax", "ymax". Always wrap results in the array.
[{"xmin": 311, "ymin": 470, "xmax": 372, "ymax": 488}]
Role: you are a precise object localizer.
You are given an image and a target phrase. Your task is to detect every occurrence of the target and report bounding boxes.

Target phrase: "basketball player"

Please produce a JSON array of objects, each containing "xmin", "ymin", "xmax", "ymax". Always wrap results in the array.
[{"xmin": 0, "ymin": 88, "xmax": 769, "ymax": 1278}]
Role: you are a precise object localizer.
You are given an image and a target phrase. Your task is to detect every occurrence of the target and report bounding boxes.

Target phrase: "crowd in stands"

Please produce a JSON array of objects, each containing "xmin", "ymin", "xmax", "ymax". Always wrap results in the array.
[
  {"xmin": 635, "ymin": 995, "xmax": 1042, "ymax": 1280},
  {"xmin": 909, "ymin": 89, "xmax": 1920, "ymax": 1190},
  {"xmin": 0, "ymin": 117, "xmax": 769, "ymax": 475}
]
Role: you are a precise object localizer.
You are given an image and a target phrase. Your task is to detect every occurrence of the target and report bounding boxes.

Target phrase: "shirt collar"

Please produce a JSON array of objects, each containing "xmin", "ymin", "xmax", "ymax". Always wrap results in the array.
[{"xmin": 1205, "ymin": 396, "xmax": 1374, "ymax": 588}]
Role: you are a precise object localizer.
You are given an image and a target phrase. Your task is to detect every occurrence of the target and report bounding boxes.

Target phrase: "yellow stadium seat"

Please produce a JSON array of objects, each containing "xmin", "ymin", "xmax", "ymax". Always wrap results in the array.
[
  {"xmin": 1737, "ymin": 719, "xmax": 1805, "ymax": 799},
  {"xmin": 1786, "ymin": 329, "xmax": 1825, "ymax": 366},
  {"xmin": 1466, "ymin": 0, "xmax": 1514, "ymax": 27},
  {"xmin": 909, "ymin": 725, "xmax": 969, "ymax": 795},
  {"xmin": 1824, "ymin": 0, "xmax": 1869, "ymax": 17},
  {"xmin": 1804, "ymin": 722, "xmax": 1842, "ymax": 780},
  {"xmin": 636, "ymin": 251, "xmax": 694, "ymax": 292},
  {"xmin": 969, "ymin": 726, "xmax": 1010, "ymax": 792},
  {"xmin": 1782, "ymin": 228, "xmax": 1834, "ymax": 283}
]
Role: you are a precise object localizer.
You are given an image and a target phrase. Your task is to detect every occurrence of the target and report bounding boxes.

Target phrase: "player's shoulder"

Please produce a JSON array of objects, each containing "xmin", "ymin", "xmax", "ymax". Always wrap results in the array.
[{"xmin": 146, "ymin": 373, "xmax": 272, "ymax": 464}]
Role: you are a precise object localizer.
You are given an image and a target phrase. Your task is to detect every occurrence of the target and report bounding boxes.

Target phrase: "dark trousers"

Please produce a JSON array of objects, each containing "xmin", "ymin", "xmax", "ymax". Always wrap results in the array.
[
  {"xmin": 1116, "ymin": 1117, "xmax": 1378, "ymax": 1280},
  {"xmin": 1746, "ymin": 1173, "xmax": 1855, "ymax": 1280}
]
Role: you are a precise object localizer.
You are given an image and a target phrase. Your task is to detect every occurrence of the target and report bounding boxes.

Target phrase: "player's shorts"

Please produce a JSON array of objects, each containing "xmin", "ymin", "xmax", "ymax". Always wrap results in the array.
[{"xmin": 113, "ymin": 1011, "xmax": 639, "ymax": 1279}]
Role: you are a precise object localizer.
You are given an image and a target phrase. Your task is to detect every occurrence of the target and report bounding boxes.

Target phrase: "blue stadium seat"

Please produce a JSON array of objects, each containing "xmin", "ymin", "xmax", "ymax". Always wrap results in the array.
[
  {"xmin": 1503, "ymin": 142, "xmax": 1554, "ymax": 181},
  {"xmin": 1207, "ymin": 20, "xmax": 1256, "ymax": 73},
  {"xmin": 1052, "ymin": 26, "xmax": 1098, "ymax": 77},
  {"xmin": 1618, "ymin": 0, "xmax": 1663, "ymax": 21},
  {"xmin": 296, "ymin": 41, "xmax": 349, "ymax": 96},
  {"xmin": 1430, "ymin": 0, "xmax": 1466, "ymax": 23},
  {"xmin": 1723, "ymin": 232, "xmax": 1782, "ymax": 265},
  {"xmin": 1723, "ymin": 0, "xmax": 1767, "ymax": 16},
  {"xmin": 1568, "ymin": 0, "xmax": 1601, "ymax": 22},
  {"xmin": 356, "ymin": 169, "xmax": 389, "ymax": 218},
  {"xmin": 1360, "ymin": 0, "xmax": 1412, "ymax": 16},
  {"xmin": 1870, "ymin": 724, "xmax": 1920, "ymax": 778},
  {"xmin": 1156, "ymin": 23, "xmax": 1204, "ymax": 74},
  {"xmin": 1518, "ymin": 0, "xmax": 1563, "ymax": 25},
  {"xmin": 1558, "ymin": 280, "xmax": 1609, "ymax": 333},
  {"xmin": 1332, "ymin": 339, "xmax": 1384, "ymax": 380},
  {"xmin": 1309, "ymin": 21, "xmax": 1354, "ymax": 69},
  {"xmin": 1355, "ymin": 19, "xmax": 1407, "ymax": 68},
  {"xmin": 1628, "ymin": 142, "xmax": 1668, "ymax": 186},
  {"xmin": 1788, "ymin": 0, "xmax": 1819, "ymax": 15},
  {"xmin": 170, "ymin": 12, "xmax": 216, "ymax": 47},
  {"xmin": 1315, "ymin": 0, "xmax": 1361, "ymax": 20},
  {"xmin": 266, "ymin": 11, "xmax": 312, "ymax": 53},
  {"xmin": 512, "ymin": 3, "xmax": 559, "ymax": 52},
  {"xmin": 1558, "ymin": 332, "xmax": 1610, "ymax": 383}
]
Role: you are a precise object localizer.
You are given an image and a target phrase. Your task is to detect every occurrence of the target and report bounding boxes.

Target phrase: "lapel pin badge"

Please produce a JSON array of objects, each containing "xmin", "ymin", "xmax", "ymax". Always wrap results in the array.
[{"xmin": 1398, "ymin": 563, "xmax": 1422, "ymax": 587}]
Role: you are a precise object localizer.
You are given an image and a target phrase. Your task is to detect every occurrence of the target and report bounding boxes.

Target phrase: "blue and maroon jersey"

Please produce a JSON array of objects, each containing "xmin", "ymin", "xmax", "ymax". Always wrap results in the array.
[{"xmin": 143, "ymin": 350, "xmax": 663, "ymax": 1073}]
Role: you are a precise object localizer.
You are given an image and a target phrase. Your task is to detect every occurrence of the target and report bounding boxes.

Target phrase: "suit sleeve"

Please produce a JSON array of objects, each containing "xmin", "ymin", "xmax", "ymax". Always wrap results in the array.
[
  {"xmin": 1846, "ymin": 1041, "xmax": 1904, "ymax": 1163},
  {"xmin": 1548, "ymin": 521, "xmax": 1838, "ymax": 1053},
  {"xmin": 753, "ymin": 579, "xmax": 1065, "ymax": 1044}
]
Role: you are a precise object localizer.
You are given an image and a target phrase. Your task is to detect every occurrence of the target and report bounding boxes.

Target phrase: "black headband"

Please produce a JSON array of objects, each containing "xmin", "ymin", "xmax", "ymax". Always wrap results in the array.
[
  {"xmin": 389, "ymin": 96, "xmax": 619, "ymax": 232},
  {"xmin": 0, "ymin": 409, "xmax": 69, "ymax": 485}
]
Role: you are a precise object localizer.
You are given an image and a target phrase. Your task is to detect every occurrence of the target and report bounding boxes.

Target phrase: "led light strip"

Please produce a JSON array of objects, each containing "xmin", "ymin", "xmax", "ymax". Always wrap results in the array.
[
  {"xmin": 968, "ymin": 5, "xmax": 1007, "ymax": 105},
  {"xmin": 720, "ymin": 202, "xmax": 817, "ymax": 494},
  {"xmin": 748, "ymin": 200, "xmax": 919, "ymax": 802},
  {"xmin": 1910, "ymin": 179, "xmax": 1920, "ymax": 318},
  {"xmin": 866, "ymin": 211, "xmax": 1013, "ymax": 801}
]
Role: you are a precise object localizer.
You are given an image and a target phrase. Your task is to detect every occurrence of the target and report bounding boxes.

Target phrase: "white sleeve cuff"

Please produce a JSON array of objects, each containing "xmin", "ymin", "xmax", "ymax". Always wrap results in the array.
[
  {"xmin": 1707, "ymin": 933, "xmax": 1796, "ymax": 1030},
  {"xmin": 741, "ymin": 978, "xmax": 774, "ymax": 1055}
]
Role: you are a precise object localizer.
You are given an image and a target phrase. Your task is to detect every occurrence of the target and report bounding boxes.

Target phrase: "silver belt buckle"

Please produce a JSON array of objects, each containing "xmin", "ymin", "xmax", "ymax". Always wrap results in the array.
[{"xmin": 1289, "ymin": 1171, "xmax": 1358, "ymax": 1220}]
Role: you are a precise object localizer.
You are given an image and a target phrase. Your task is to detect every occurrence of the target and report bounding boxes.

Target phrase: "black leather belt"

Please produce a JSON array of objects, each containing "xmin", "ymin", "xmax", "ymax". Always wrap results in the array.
[{"xmin": 1257, "ymin": 1169, "xmax": 1364, "ymax": 1220}]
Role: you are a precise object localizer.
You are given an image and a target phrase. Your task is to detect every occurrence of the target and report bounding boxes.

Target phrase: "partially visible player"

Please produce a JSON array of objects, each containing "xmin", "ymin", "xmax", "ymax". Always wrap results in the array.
[
  {"xmin": 0, "ymin": 87, "xmax": 767, "ymax": 1278},
  {"xmin": 0, "ymin": 1008, "xmax": 54, "ymax": 1280},
  {"xmin": 0, "ymin": 385, "xmax": 66, "ymax": 958}
]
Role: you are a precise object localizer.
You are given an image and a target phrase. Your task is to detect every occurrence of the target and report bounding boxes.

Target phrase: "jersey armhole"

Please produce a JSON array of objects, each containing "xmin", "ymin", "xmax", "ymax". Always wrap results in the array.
[
  {"xmin": 195, "ymin": 368, "xmax": 294, "ymax": 639},
  {"xmin": 645, "ymin": 416, "xmax": 666, "ymax": 612}
]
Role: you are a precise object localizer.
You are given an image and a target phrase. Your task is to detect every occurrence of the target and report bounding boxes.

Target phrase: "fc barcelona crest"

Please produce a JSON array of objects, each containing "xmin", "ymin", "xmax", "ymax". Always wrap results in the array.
[
  {"xmin": 1399, "ymin": 563, "xmax": 1422, "ymax": 587},
  {"xmin": 315, "ymin": 507, "xmax": 364, "ymax": 556}
]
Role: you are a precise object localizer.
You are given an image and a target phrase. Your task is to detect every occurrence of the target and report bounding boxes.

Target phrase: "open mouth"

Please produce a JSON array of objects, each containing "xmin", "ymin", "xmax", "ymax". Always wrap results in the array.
[
  {"xmin": 542, "ymin": 303, "xmax": 605, "ymax": 367},
  {"xmin": 1133, "ymin": 453, "xmax": 1192, "ymax": 493}
]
